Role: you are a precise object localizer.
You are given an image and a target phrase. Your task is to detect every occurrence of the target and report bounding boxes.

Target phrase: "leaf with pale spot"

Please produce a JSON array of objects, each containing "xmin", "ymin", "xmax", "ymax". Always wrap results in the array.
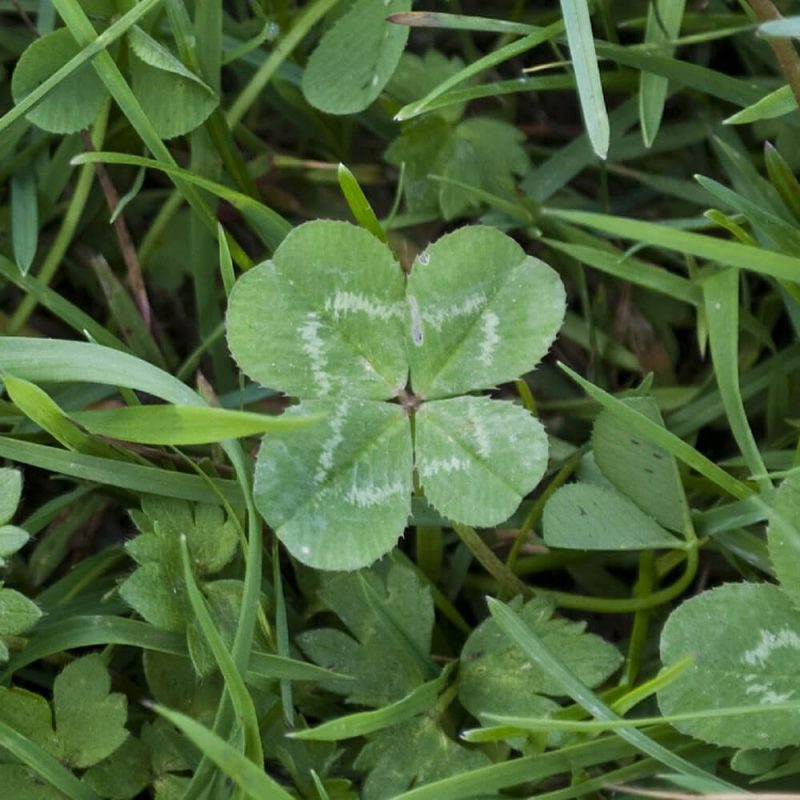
[
  {"xmin": 255, "ymin": 400, "xmax": 412, "ymax": 570},
  {"xmin": 658, "ymin": 582, "xmax": 800, "ymax": 749},
  {"xmin": 226, "ymin": 221, "xmax": 408, "ymax": 401},
  {"xmin": 415, "ymin": 396, "xmax": 548, "ymax": 527},
  {"xmin": 406, "ymin": 226, "xmax": 565, "ymax": 399}
]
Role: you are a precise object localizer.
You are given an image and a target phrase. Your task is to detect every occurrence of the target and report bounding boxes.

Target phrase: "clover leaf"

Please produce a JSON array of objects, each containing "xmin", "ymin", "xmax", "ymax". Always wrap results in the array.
[{"xmin": 226, "ymin": 221, "xmax": 566, "ymax": 570}]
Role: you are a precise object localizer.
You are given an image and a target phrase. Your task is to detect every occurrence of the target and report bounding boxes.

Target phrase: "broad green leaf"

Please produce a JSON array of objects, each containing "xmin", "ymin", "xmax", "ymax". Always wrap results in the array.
[
  {"xmin": 406, "ymin": 226, "xmax": 565, "ymax": 399},
  {"xmin": 72, "ymin": 404, "xmax": 319, "ymax": 445},
  {"xmin": 54, "ymin": 655, "xmax": 128, "ymax": 768},
  {"xmin": 302, "ymin": 0, "xmax": 411, "ymax": 115},
  {"xmin": 128, "ymin": 27, "xmax": 218, "ymax": 140},
  {"xmin": 767, "ymin": 473, "xmax": 800, "ymax": 608},
  {"xmin": 354, "ymin": 715, "xmax": 489, "ymax": 800},
  {"xmin": 119, "ymin": 497, "xmax": 238, "ymax": 630},
  {"xmin": 460, "ymin": 596, "xmax": 621, "ymax": 725},
  {"xmin": 639, "ymin": 0, "xmax": 686, "ymax": 147},
  {"xmin": 227, "ymin": 220, "xmax": 408, "ymax": 401},
  {"xmin": 0, "ymin": 588, "xmax": 42, "ymax": 646},
  {"xmin": 560, "ymin": 0, "xmax": 609, "ymax": 159},
  {"xmin": 11, "ymin": 28, "xmax": 107, "ymax": 134},
  {"xmin": 415, "ymin": 396, "xmax": 548, "ymax": 527},
  {"xmin": 542, "ymin": 483, "xmax": 681, "ymax": 551},
  {"xmin": 297, "ymin": 561, "xmax": 433, "ymax": 707},
  {"xmin": 0, "ymin": 468, "xmax": 22, "ymax": 526},
  {"xmin": 659, "ymin": 582, "xmax": 800, "ymax": 748},
  {"xmin": 592, "ymin": 396, "xmax": 690, "ymax": 533},
  {"xmin": 255, "ymin": 400, "xmax": 412, "ymax": 570}
]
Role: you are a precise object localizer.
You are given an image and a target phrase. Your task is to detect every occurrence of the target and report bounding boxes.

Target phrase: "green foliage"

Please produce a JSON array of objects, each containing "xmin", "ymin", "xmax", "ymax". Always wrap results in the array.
[
  {"xmin": 119, "ymin": 496, "xmax": 238, "ymax": 632},
  {"xmin": 459, "ymin": 596, "xmax": 622, "ymax": 725},
  {"xmin": 5, "ymin": 0, "xmax": 800, "ymax": 795},
  {"xmin": 227, "ymin": 220, "xmax": 565, "ymax": 569}
]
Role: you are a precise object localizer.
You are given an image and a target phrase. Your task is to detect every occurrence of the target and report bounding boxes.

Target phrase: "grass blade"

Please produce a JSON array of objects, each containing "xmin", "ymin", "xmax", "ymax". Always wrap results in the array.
[
  {"xmin": 10, "ymin": 164, "xmax": 37, "ymax": 275},
  {"xmin": 560, "ymin": 0, "xmax": 609, "ymax": 159},
  {"xmin": 147, "ymin": 703, "xmax": 295, "ymax": 800},
  {"xmin": 337, "ymin": 163, "xmax": 386, "ymax": 243}
]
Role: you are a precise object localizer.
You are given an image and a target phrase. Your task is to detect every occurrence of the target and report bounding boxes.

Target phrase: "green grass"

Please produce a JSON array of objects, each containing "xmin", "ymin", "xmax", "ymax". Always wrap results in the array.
[{"xmin": 2, "ymin": 1, "xmax": 800, "ymax": 798}]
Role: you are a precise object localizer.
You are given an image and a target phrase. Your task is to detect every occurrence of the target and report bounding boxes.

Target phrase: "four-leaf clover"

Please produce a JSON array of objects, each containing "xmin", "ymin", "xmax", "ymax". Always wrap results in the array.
[{"xmin": 226, "ymin": 221, "xmax": 566, "ymax": 570}]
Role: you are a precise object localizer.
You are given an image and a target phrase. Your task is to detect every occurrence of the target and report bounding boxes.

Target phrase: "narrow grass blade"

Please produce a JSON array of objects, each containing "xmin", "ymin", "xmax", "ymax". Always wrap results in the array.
[
  {"xmin": 337, "ymin": 163, "xmax": 386, "ymax": 243},
  {"xmin": 148, "ymin": 704, "xmax": 295, "ymax": 800},
  {"xmin": 179, "ymin": 536, "xmax": 263, "ymax": 765},
  {"xmin": 639, "ymin": 0, "xmax": 686, "ymax": 146},
  {"xmin": 0, "ymin": 437, "xmax": 242, "ymax": 506},
  {"xmin": 544, "ymin": 208, "xmax": 800, "ymax": 283},
  {"xmin": 701, "ymin": 269, "xmax": 769, "ymax": 489},
  {"xmin": 558, "ymin": 364, "xmax": 752, "ymax": 500},
  {"xmin": 388, "ymin": 11, "xmax": 537, "ymax": 35},
  {"xmin": 725, "ymin": 85, "xmax": 796, "ymax": 125},
  {"xmin": 544, "ymin": 238, "xmax": 700, "ymax": 306},
  {"xmin": 758, "ymin": 16, "xmax": 800, "ymax": 37},
  {"xmin": 290, "ymin": 664, "xmax": 453, "ymax": 742},
  {"xmin": 560, "ymin": 0, "xmax": 609, "ymax": 159},
  {"xmin": 487, "ymin": 598, "xmax": 742, "ymax": 792},
  {"xmin": 73, "ymin": 405, "xmax": 321, "ymax": 445},
  {"xmin": 71, "ymin": 151, "xmax": 291, "ymax": 253},
  {"xmin": 0, "ymin": 720, "xmax": 99, "ymax": 800},
  {"xmin": 394, "ymin": 23, "xmax": 564, "ymax": 120}
]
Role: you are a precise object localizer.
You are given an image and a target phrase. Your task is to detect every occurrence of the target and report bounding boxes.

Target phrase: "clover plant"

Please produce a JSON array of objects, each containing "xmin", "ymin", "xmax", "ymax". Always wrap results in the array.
[{"xmin": 226, "ymin": 221, "xmax": 566, "ymax": 570}]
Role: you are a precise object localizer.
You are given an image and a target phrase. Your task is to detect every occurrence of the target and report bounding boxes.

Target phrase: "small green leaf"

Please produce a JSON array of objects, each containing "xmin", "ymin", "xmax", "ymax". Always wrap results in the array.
[
  {"xmin": 54, "ymin": 654, "xmax": 128, "ymax": 768},
  {"xmin": 119, "ymin": 497, "xmax": 239, "ymax": 630},
  {"xmin": 128, "ymin": 27, "xmax": 217, "ymax": 139},
  {"xmin": 406, "ymin": 226, "xmax": 565, "ymax": 399},
  {"xmin": 0, "ymin": 526, "xmax": 29, "ymax": 567},
  {"xmin": 460, "ymin": 596, "xmax": 622, "ymax": 725},
  {"xmin": 724, "ymin": 85, "xmax": 796, "ymax": 125},
  {"xmin": 11, "ymin": 28, "xmax": 107, "ymax": 134},
  {"xmin": 0, "ymin": 468, "xmax": 22, "ymax": 526},
  {"xmin": 337, "ymin": 163, "xmax": 386, "ymax": 243},
  {"xmin": 302, "ymin": 0, "xmax": 411, "ymax": 115},
  {"xmin": 297, "ymin": 561, "xmax": 433, "ymax": 707},
  {"xmin": 354, "ymin": 715, "xmax": 489, "ymax": 800},
  {"xmin": 254, "ymin": 400, "xmax": 412, "ymax": 570},
  {"xmin": 592, "ymin": 396, "xmax": 690, "ymax": 533},
  {"xmin": 227, "ymin": 220, "xmax": 408, "ymax": 401},
  {"xmin": 415, "ymin": 396, "xmax": 548, "ymax": 527},
  {"xmin": 659, "ymin": 582, "xmax": 800, "ymax": 748},
  {"xmin": 0, "ymin": 587, "xmax": 42, "ymax": 640},
  {"xmin": 767, "ymin": 472, "xmax": 800, "ymax": 608},
  {"xmin": 83, "ymin": 736, "xmax": 151, "ymax": 800},
  {"xmin": 543, "ymin": 483, "xmax": 681, "ymax": 551}
]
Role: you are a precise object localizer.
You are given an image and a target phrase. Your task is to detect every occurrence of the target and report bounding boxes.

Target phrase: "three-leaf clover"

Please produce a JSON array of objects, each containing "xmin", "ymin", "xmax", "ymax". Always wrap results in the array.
[{"xmin": 226, "ymin": 221, "xmax": 566, "ymax": 570}]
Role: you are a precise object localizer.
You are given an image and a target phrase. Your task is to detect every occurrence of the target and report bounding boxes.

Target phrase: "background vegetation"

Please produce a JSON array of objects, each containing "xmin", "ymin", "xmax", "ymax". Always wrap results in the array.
[{"xmin": 2, "ymin": 0, "xmax": 800, "ymax": 797}]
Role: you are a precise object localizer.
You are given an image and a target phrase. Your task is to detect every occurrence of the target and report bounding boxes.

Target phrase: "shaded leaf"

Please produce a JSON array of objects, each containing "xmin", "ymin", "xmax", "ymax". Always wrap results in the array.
[
  {"xmin": 303, "ymin": 0, "xmax": 411, "ymax": 115},
  {"xmin": 11, "ymin": 28, "xmax": 107, "ymax": 134},
  {"xmin": 543, "ymin": 483, "xmax": 681, "ymax": 551},
  {"xmin": 0, "ymin": 468, "xmax": 22, "ymax": 526},
  {"xmin": 767, "ymin": 472, "xmax": 800, "ymax": 607}
]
